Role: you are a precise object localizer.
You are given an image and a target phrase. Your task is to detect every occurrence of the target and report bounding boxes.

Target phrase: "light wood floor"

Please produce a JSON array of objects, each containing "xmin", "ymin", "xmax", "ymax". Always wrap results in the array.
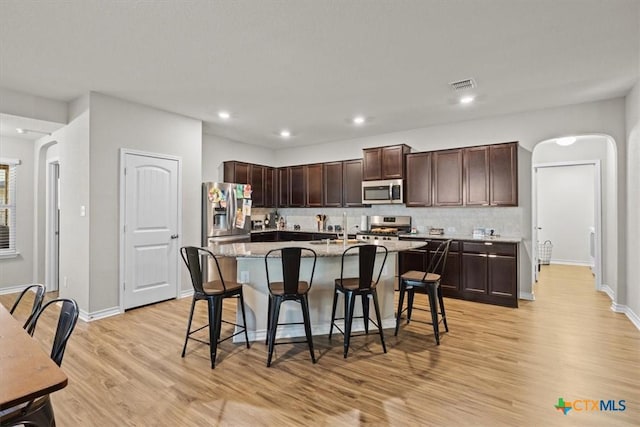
[{"xmin": 3, "ymin": 264, "xmax": 639, "ymax": 426}]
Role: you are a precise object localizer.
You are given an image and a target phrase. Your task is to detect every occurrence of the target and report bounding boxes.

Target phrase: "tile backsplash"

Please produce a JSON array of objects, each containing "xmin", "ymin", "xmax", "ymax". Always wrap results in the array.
[{"xmin": 256, "ymin": 205, "xmax": 523, "ymax": 237}]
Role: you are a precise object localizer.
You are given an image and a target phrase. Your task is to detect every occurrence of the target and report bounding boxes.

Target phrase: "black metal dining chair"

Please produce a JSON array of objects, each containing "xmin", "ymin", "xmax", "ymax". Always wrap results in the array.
[
  {"xmin": 395, "ymin": 239, "xmax": 451, "ymax": 344},
  {"xmin": 9, "ymin": 284, "xmax": 46, "ymax": 329},
  {"xmin": 1, "ymin": 297, "xmax": 79, "ymax": 427},
  {"xmin": 264, "ymin": 246, "xmax": 317, "ymax": 367},
  {"xmin": 329, "ymin": 244, "xmax": 388, "ymax": 358},
  {"xmin": 180, "ymin": 246, "xmax": 250, "ymax": 369}
]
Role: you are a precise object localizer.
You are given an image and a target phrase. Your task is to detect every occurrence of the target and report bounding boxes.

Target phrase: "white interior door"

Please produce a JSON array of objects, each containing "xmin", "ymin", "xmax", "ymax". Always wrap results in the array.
[{"xmin": 123, "ymin": 152, "xmax": 180, "ymax": 309}]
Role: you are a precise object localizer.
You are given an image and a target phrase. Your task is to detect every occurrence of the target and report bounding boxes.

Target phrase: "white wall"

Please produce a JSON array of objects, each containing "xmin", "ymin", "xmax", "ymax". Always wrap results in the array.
[
  {"xmin": 89, "ymin": 93, "xmax": 202, "ymax": 313},
  {"xmin": 202, "ymin": 133, "xmax": 275, "ymax": 182},
  {"xmin": 0, "ymin": 136, "xmax": 35, "ymax": 288},
  {"xmin": 53, "ymin": 104, "xmax": 91, "ymax": 311},
  {"xmin": 536, "ymin": 164, "xmax": 595, "ymax": 265},
  {"xmin": 269, "ymin": 98, "xmax": 627, "ymax": 300},
  {"xmin": 626, "ymin": 80, "xmax": 639, "ymax": 320}
]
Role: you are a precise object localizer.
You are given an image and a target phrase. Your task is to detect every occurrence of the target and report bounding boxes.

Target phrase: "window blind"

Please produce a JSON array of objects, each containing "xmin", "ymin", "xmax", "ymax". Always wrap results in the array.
[{"xmin": 0, "ymin": 158, "xmax": 19, "ymax": 255}]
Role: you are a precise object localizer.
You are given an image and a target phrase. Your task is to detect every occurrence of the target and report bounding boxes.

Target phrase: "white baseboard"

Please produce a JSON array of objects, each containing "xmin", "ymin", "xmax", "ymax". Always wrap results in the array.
[
  {"xmin": 610, "ymin": 303, "xmax": 640, "ymax": 332},
  {"xmin": 179, "ymin": 289, "xmax": 194, "ymax": 299},
  {"xmin": 599, "ymin": 284, "xmax": 615, "ymax": 301},
  {"xmin": 550, "ymin": 259, "xmax": 592, "ymax": 267},
  {"xmin": 79, "ymin": 306, "xmax": 121, "ymax": 322},
  {"xmin": 519, "ymin": 292, "xmax": 535, "ymax": 301}
]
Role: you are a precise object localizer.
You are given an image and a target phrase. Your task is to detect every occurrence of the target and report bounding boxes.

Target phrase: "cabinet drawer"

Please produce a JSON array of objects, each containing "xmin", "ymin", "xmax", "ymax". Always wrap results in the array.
[
  {"xmin": 462, "ymin": 241, "xmax": 516, "ymax": 256},
  {"xmin": 425, "ymin": 239, "xmax": 459, "ymax": 252}
]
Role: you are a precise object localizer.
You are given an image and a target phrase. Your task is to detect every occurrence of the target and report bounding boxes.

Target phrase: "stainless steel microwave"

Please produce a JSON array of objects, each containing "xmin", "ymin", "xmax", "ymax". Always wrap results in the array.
[{"xmin": 362, "ymin": 179, "xmax": 404, "ymax": 204}]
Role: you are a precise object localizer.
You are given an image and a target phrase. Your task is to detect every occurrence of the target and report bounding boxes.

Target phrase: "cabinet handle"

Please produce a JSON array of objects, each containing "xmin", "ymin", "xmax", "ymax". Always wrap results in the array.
[
  {"xmin": 484, "ymin": 242, "xmax": 493, "ymax": 246},
  {"xmin": 488, "ymin": 254, "xmax": 497, "ymax": 258}
]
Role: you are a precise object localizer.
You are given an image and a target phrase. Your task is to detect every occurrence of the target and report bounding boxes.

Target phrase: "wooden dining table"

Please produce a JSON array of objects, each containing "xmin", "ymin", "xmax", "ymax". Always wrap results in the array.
[{"xmin": 0, "ymin": 303, "xmax": 68, "ymax": 411}]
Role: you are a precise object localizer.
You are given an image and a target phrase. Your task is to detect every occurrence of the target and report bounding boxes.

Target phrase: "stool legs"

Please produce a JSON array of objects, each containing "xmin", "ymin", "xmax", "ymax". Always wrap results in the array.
[
  {"xmin": 266, "ymin": 296, "xmax": 282, "ymax": 367},
  {"xmin": 437, "ymin": 285, "xmax": 448, "ymax": 332},
  {"xmin": 395, "ymin": 280, "xmax": 407, "ymax": 336},
  {"xmin": 300, "ymin": 295, "xmax": 316, "ymax": 363},
  {"xmin": 395, "ymin": 281, "xmax": 447, "ymax": 345},
  {"xmin": 361, "ymin": 296, "xmax": 370, "ymax": 334},
  {"xmin": 208, "ymin": 297, "xmax": 224, "ymax": 369},
  {"xmin": 329, "ymin": 287, "xmax": 339, "ymax": 340},
  {"xmin": 426, "ymin": 285, "xmax": 440, "ymax": 345},
  {"xmin": 343, "ymin": 291, "xmax": 356, "ymax": 358},
  {"xmin": 238, "ymin": 290, "xmax": 250, "ymax": 347},
  {"xmin": 182, "ymin": 296, "xmax": 197, "ymax": 357},
  {"xmin": 266, "ymin": 295, "xmax": 315, "ymax": 366},
  {"xmin": 371, "ymin": 289, "xmax": 386, "ymax": 353},
  {"xmin": 332, "ymin": 289, "xmax": 386, "ymax": 358}
]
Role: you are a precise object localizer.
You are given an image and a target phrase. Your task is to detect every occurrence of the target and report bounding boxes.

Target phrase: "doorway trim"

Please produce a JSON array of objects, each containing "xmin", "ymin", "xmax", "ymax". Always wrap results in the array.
[
  {"xmin": 532, "ymin": 159, "xmax": 602, "ymax": 292},
  {"xmin": 45, "ymin": 158, "xmax": 60, "ymax": 292},
  {"xmin": 118, "ymin": 148, "xmax": 182, "ymax": 312}
]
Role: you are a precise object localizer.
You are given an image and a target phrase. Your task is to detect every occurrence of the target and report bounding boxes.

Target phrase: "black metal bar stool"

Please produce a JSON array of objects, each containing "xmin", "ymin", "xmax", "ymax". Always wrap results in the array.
[
  {"xmin": 264, "ymin": 246, "xmax": 317, "ymax": 367},
  {"xmin": 395, "ymin": 239, "xmax": 451, "ymax": 344},
  {"xmin": 180, "ymin": 246, "xmax": 250, "ymax": 368},
  {"xmin": 329, "ymin": 244, "xmax": 388, "ymax": 358}
]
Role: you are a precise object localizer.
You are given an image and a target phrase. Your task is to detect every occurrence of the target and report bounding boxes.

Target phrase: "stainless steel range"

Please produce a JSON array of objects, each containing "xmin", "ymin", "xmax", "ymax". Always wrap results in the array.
[{"xmin": 356, "ymin": 215, "xmax": 411, "ymax": 242}]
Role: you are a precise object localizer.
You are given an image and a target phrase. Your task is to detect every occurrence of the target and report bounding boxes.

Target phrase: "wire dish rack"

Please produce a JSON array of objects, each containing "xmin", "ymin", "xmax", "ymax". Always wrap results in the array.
[{"xmin": 537, "ymin": 240, "xmax": 553, "ymax": 265}]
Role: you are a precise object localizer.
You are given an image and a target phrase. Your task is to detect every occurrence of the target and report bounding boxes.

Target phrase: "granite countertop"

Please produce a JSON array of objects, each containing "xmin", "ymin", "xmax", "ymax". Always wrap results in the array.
[
  {"xmin": 397, "ymin": 233, "xmax": 522, "ymax": 243},
  {"xmin": 250, "ymin": 228, "xmax": 346, "ymax": 235},
  {"xmin": 251, "ymin": 227, "xmax": 354, "ymax": 236},
  {"xmin": 208, "ymin": 240, "xmax": 425, "ymax": 258}
]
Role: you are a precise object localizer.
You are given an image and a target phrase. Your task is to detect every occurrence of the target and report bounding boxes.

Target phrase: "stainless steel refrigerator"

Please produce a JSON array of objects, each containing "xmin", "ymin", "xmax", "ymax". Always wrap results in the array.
[
  {"xmin": 202, "ymin": 182, "xmax": 252, "ymax": 245},
  {"xmin": 202, "ymin": 182, "xmax": 252, "ymax": 282}
]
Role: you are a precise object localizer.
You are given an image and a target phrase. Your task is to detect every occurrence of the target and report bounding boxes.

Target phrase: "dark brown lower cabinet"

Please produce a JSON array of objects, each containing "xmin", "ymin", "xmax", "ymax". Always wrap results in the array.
[
  {"xmin": 399, "ymin": 238, "xmax": 517, "ymax": 308},
  {"xmin": 461, "ymin": 241, "xmax": 518, "ymax": 307}
]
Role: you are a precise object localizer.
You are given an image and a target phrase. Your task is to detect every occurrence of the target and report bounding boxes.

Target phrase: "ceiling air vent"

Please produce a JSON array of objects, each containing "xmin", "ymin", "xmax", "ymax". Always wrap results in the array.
[{"xmin": 449, "ymin": 78, "xmax": 476, "ymax": 91}]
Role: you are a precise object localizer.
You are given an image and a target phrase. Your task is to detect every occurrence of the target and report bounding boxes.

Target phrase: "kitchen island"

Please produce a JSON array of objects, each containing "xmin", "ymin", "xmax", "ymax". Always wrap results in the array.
[{"xmin": 208, "ymin": 240, "xmax": 424, "ymax": 342}]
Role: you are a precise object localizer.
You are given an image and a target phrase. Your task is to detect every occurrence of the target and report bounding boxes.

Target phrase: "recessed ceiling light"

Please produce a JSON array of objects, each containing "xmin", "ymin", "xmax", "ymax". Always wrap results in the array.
[
  {"xmin": 16, "ymin": 128, "xmax": 26, "ymax": 134},
  {"xmin": 218, "ymin": 111, "xmax": 231, "ymax": 120},
  {"xmin": 279, "ymin": 129, "xmax": 291, "ymax": 138},
  {"xmin": 352, "ymin": 116, "xmax": 366, "ymax": 125},
  {"xmin": 556, "ymin": 136, "xmax": 577, "ymax": 146},
  {"xmin": 460, "ymin": 96, "xmax": 475, "ymax": 104}
]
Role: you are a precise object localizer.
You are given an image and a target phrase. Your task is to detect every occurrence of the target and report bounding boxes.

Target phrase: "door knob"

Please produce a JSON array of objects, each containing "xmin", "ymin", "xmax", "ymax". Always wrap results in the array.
[{"xmin": 170, "ymin": 234, "xmax": 179, "ymax": 239}]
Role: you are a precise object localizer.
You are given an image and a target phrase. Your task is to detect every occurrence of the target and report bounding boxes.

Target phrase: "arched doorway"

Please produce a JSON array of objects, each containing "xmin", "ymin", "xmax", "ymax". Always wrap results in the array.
[{"xmin": 531, "ymin": 134, "xmax": 617, "ymax": 300}]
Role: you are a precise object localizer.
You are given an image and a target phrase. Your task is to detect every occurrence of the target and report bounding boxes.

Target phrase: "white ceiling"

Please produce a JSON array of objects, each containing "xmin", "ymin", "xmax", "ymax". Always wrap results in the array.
[{"xmin": 0, "ymin": 0, "xmax": 638, "ymax": 147}]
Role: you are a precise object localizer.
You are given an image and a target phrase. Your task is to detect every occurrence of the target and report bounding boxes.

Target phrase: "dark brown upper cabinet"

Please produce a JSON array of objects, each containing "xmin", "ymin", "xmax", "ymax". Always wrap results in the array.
[
  {"xmin": 362, "ymin": 144, "xmax": 411, "ymax": 180},
  {"xmin": 433, "ymin": 149, "xmax": 464, "ymax": 206},
  {"xmin": 223, "ymin": 161, "xmax": 250, "ymax": 185},
  {"xmin": 490, "ymin": 143, "xmax": 518, "ymax": 206},
  {"xmin": 289, "ymin": 166, "xmax": 306, "ymax": 207},
  {"xmin": 464, "ymin": 142, "xmax": 518, "ymax": 206},
  {"xmin": 264, "ymin": 166, "xmax": 276, "ymax": 208},
  {"xmin": 305, "ymin": 163, "xmax": 324, "ymax": 207},
  {"xmin": 343, "ymin": 159, "xmax": 364, "ymax": 207},
  {"xmin": 278, "ymin": 167, "xmax": 290, "ymax": 207},
  {"xmin": 224, "ymin": 161, "xmax": 277, "ymax": 208},
  {"xmin": 363, "ymin": 148, "xmax": 382, "ymax": 180},
  {"xmin": 323, "ymin": 161, "xmax": 343, "ymax": 207},
  {"xmin": 250, "ymin": 164, "xmax": 266, "ymax": 207},
  {"xmin": 464, "ymin": 146, "xmax": 490, "ymax": 206},
  {"xmin": 405, "ymin": 152, "xmax": 432, "ymax": 207}
]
